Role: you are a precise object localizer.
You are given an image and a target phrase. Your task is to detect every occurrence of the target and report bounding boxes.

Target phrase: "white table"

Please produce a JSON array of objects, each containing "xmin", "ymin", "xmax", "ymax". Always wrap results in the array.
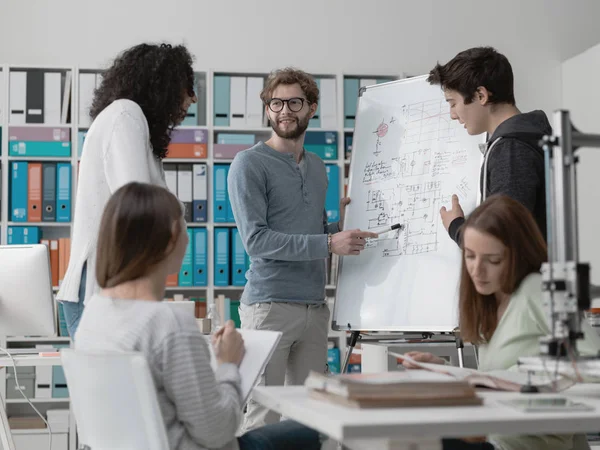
[
  {"xmin": 253, "ymin": 384, "xmax": 600, "ymax": 450},
  {"xmin": 0, "ymin": 355, "xmax": 62, "ymax": 450}
]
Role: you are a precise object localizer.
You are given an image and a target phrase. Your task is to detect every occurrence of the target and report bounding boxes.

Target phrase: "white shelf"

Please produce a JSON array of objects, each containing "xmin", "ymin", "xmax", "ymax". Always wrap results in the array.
[
  {"xmin": 11, "ymin": 429, "xmax": 67, "ymax": 435},
  {"xmin": 213, "ymin": 126, "xmax": 272, "ymax": 133},
  {"xmin": 7, "ymin": 222, "xmax": 70, "ymax": 227},
  {"xmin": 213, "ymin": 286, "xmax": 245, "ymax": 290},
  {"xmin": 8, "ymin": 156, "xmax": 72, "ymax": 162},
  {"xmin": 6, "ymin": 123, "xmax": 71, "ymax": 128},
  {"xmin": 165, "ymin": 286, "xmax": 207, "ymax": 291},
  {"xmin": 214, "ymin": 158, "xmax": 234, "ymax": 163},
  {"xmin": 6, "ymin": 398, "xmax": 69, "ymax": 404},
  {"xmin": 176, "ymin": 125, "xmax": 208, "ymax": 130},
  {"xmin": 6, "ymin": 337, "xmax": 70, "ymax": 343},
  {"xmin": 213, "ymin": 223, "xmax": 237, "ymax": 227},
  {"xmin": 163, "ymin": 158, "xmax": 207, "ymax": 163},
  {"xmin": 186, "ymin": 223, "xmax": 208, "ymax": 227}
]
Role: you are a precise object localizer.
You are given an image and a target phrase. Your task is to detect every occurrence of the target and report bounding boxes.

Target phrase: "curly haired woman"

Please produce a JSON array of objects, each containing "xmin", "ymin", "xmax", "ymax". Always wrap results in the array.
[{"xmin": 56, "ymin": 43, "xmax": 197, "ymax": 338}]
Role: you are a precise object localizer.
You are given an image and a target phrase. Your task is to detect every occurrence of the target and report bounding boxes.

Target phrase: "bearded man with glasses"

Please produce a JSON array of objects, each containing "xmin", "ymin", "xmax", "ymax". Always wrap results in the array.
[{"xmin": 228, "ymin": 67, "xmax": 376, "ymax": 433}]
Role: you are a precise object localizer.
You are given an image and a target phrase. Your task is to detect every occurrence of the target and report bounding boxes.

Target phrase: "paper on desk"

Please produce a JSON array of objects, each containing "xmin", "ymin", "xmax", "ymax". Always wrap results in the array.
[
  {"xmin": 395, "ymin": 353, "xmax": 575, "ymax": 392},
  {"xmin": 204, "ymin": 329, "xmax": 282, "ymax": 404}
]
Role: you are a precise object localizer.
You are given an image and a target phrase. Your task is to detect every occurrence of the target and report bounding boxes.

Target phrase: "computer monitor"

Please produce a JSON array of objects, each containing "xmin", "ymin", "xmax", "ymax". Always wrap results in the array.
[{"xmin": 0, "ymin": 244, "xmax": 56, "ymax": 337}]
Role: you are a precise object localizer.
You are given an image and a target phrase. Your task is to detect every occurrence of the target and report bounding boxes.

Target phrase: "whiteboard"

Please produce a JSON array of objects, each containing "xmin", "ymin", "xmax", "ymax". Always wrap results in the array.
[{"xmin": 332, "ymin": 75, "xmax": 485, "ymax": 332}]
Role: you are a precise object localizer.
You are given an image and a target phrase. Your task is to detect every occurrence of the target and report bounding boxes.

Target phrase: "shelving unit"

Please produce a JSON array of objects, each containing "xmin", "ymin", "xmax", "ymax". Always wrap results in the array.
[{"xmin": 0, "ymin": 64, "xmax": 399, "ymax": 449}]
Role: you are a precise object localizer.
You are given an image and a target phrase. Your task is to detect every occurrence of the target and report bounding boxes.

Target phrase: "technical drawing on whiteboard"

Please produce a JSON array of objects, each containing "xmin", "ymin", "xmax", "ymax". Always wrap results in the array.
[
  {"xmin": 364, "ymin": 181, "xmax": 448, "ymax": 257},
  {"xmin": 402, "ymin": 99, "xmax": 457, "ymax": 144},
  {"xmin": 360, "ymin": 98, "xmax": 476, "ymax": 258},
  {"xmin": 372, "ymin": 116, "xmax": 396, "ymax": 156}
]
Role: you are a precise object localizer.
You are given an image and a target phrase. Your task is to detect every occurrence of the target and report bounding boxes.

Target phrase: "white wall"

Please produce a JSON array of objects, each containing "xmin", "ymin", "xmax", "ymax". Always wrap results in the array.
[
  {"xmin": 2, "ymin": 0, "xmax": 600, "ymax": 116},
  {"xmin": 562, "ymin": 43, "xmax": 600, "ymax": 284}
]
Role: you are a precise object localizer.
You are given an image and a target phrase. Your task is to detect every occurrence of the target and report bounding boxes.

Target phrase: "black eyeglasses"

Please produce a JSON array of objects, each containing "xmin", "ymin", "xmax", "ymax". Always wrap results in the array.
[{"xmin": 267, "ymin": 97, "xmax": 309, "ymax": 113}]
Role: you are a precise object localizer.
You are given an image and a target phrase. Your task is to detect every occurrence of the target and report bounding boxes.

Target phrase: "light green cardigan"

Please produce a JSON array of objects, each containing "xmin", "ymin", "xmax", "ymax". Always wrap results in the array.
[{"xmin": 478, "ymin": 273, "xmax": 600, "ymax": 450}]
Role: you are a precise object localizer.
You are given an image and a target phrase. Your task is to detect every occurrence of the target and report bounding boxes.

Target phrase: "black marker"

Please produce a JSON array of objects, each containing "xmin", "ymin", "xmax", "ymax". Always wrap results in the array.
[{"xmin": 374, "ymin": 223, "xmax": 403, "ymax": 236}]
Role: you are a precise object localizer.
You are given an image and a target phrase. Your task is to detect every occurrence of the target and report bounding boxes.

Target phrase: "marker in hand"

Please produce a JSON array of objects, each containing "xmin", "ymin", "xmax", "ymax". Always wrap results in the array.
[
  {"xmin": 373, "ymin": 223, "xmax": 404, "ymax": 236},
  {"xmin": 366, "ymin": 223, "xmax": 404, "ymax": 244}
]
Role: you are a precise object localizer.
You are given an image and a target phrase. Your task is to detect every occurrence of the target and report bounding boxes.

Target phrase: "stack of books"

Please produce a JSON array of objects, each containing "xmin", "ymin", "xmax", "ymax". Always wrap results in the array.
[{"xmin": 304, "ymin": 370, "xmax": 483, "ymax": 408}]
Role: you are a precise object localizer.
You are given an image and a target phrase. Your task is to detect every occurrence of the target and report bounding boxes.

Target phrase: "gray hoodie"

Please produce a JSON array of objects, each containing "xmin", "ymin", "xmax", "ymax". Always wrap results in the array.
[{"xmin": 449, "ymin": 110, "xmax": 552, "ymax": 243}]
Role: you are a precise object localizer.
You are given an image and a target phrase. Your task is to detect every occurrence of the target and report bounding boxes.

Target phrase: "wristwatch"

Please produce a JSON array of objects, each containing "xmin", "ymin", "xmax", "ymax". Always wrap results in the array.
[{"xmin": 327, "ymin": 233, "xmax": 332, "ymax": 254}]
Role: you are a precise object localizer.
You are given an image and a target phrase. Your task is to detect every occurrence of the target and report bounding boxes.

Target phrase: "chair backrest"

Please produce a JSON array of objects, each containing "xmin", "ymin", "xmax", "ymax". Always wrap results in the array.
[{"xmin": 61, "ymin": 349, "xmax": 169, "ymax": 450}]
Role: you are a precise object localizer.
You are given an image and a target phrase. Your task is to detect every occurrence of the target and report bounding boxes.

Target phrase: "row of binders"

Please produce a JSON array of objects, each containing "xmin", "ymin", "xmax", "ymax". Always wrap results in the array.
[
  {"xmin": 7, "ymin": 69, "xmax": 72, "ymax": 125},
  {"xmin": 213, "ymin": 75, "xmax": 338, "ymax": 129},
  {"xmin": 10, "ymin": 161, "xmax": 72, "ymax": 222},
  {"xmin": 166, "ymin": 227, "xmax": 249, "ymax": 287},
  {"xmin": 9, "ymin": 126, "xmax": 71, "ymax": 157},
  {"xmin": 78, "ymin": 128, "xmax": 208, "ymax": 160},
  {"xmin": 165, "ymin": 163, "xmax": 343, "ymax": 224},
  {"xmin": 6, "ymin": 345, "xmax": 70, "ymax": 399}
]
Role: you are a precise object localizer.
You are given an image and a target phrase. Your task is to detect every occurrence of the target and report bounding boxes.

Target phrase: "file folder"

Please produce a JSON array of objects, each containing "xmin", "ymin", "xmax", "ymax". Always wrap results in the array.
[
  {"xmin": 27, "ymin": 162, "xmax": 42, "ymax": 222},
  {"xmin": 325, "ymin": 164, "xmax": 340, "ymax": 222},
  {"xmin": 22, "ymin": 226, "xmax": 40, "ymax": 244},
  {"xmin": 164, "ymin": 164, "xmax": 178, "ymax": 195},
  {"xmin": 9, "ymin": 71, "xmax": 27, "ymax": 124},
  {"xmin": 213, "ymin": 164, "xmax": 229, "ymax": 222},
  {"xmin": 11, "ymin": 161, "xmax": 28, "ymax": 222},
  {"xmin": 319, "ymin": 78, "xmax": 337, "ymax": 129},
  {"xmin": 79, "ymin": 73, "xmax": 96, "ymax": 127},
  {"xmin": 26, "ymin": 70, "xmax": 44, "ymax": 124},
  {"xmin": 56, "ymin": 163, "xmax": 72, "ymax": 222},
  {"xmin": 7, "ymin": 227, "xmax": 23, "ymax": 244},
  {"xmin": 42, "ymin": 163, "xmax": 57, "ymax": 222},
  {"xmin": 305, "ymin": 131, "xmax": 337, "ymax": 160},
  {"xmin": 177, "ymin": 164, "xmax": 193, "ymax": 222},
  {"xmin": 229, "ymin": 76, "xmax": 247, "ymax": 127},
  {"xmin": 214, "ymin": 227, "xmax": 230, "ymax": 286},
  {"xmin": 308, "ymin": 78, "xmax": 320, "ymax": 128},
  {"xmin": 343, "ymin": 78, "xmax": 359, "ymax": 128},
  {"xmin": 192, "ymin": 163, "xmax": 208, "ymax": 222},
  {"xmin": 245, "ymin": 77, "xmax": 264, "ymax": 127},
  {"xmin": 231, "ymin": 228, "xmax": 247, "ymax": 286},
  {"xmin": 193, "ymin": 228, "xmax": 208, "ymax": 286},
  {"xmin": 178, "ymin": 229, "xmax": 193, "ymax": 286},
  {"xmin": 213, "ymin": 75, "xmax": 231, "ymax": 126},
  {"xmin": 181, "ymin": 75, "xmax": 199, "ymax": 126},
  {"xmin": 44, "ymin": 72, "xmax": 62, "ymax": 124}
]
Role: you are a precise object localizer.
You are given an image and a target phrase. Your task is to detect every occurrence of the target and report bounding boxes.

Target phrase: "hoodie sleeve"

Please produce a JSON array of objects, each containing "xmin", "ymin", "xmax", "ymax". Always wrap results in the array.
[{"xmin": 486, "ymin": 138, "xmax": 544, "ymax": 213}]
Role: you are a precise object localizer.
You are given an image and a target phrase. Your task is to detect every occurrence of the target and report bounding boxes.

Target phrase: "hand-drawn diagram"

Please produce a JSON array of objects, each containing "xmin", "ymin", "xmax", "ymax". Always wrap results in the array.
[
  {"xmin": 372, "ymin": 117, "xmax": 396, "ymax": 156},
  {"xmin": 398, "ymin": 148, "xmax": 431, "ymax": 177},
  {"xmin": 402, "ymin": 99, "xmax": 457, "ymax": 145},
  {"xmin": 455, "ymin": 176, "xmax": 471, "ymax": 200},
  {"xmin": 364, "ymin": 181, "xmax": 443, "ymax": 256},
  {"xmin": 358, "ymin": 98, "xmax": 477, "ymax": 258}
]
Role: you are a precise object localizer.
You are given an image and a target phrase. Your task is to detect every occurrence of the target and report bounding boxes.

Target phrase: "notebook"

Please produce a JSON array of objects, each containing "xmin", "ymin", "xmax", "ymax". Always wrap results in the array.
[
  {"xmin": 204, "ymin": 329, "xmax": 281, "ymax": 404},
  {"xmin": 394, "ymin": 353, "xmax": 575, "ymax": 392}
]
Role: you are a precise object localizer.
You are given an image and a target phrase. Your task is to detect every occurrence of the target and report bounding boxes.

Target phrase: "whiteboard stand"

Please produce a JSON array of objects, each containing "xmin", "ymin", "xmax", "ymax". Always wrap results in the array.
[
  {"xmin": 453, "ymin": 328, "xmax": 465, "ymax": 368},
  {"xmin": 342, "ymin": 331, "xmax": 467, "ymax": 374},
  {"xmin": 342, "ymin": 331, "xmax": 362, "ymax": 373}
]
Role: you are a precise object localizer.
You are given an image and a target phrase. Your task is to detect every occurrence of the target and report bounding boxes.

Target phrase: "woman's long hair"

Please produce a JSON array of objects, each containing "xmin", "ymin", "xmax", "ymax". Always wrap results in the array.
[{"xmin": 459, "ymin": 195, "xmax": 547, "ymax": 344}]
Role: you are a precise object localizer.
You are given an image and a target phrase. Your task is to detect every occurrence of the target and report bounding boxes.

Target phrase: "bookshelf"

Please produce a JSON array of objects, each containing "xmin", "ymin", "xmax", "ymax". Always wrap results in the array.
[{"xmin": 0, "ymin": 66, "xmax": 398, "ymax": 447}]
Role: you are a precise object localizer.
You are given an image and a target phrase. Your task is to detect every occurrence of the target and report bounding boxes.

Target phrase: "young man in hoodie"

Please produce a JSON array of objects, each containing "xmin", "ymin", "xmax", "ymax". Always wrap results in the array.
[{"xmin": 428, "ymin": 46, "xmax": 551, "ymax": 243}]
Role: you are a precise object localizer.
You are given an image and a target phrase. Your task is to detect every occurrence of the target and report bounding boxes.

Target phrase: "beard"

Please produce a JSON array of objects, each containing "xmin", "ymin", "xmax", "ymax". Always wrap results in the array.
[{"xmin": 270, "ymin": 114, "xmax": 310, "ymax": 140}]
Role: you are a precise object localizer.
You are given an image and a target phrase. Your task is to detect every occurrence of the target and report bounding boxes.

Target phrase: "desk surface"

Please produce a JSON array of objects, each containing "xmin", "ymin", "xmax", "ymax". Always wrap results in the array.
[
  {"xmin": 253, "ymin": 384, "xmax": 600, "ymax": 442},
  {"xmin": 0, "ymin": 355, "xmax": 62, "ymax": 367}
]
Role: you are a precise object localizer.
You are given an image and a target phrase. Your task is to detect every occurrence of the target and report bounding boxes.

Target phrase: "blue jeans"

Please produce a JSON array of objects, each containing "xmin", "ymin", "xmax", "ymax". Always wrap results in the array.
[
  {"xmin": 237, "ymin": 420, "xmax": 321, "ymax": 450},
  {"xmin": 59, "ymin": 263, "xmax": 87, "ymax": 339}
]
